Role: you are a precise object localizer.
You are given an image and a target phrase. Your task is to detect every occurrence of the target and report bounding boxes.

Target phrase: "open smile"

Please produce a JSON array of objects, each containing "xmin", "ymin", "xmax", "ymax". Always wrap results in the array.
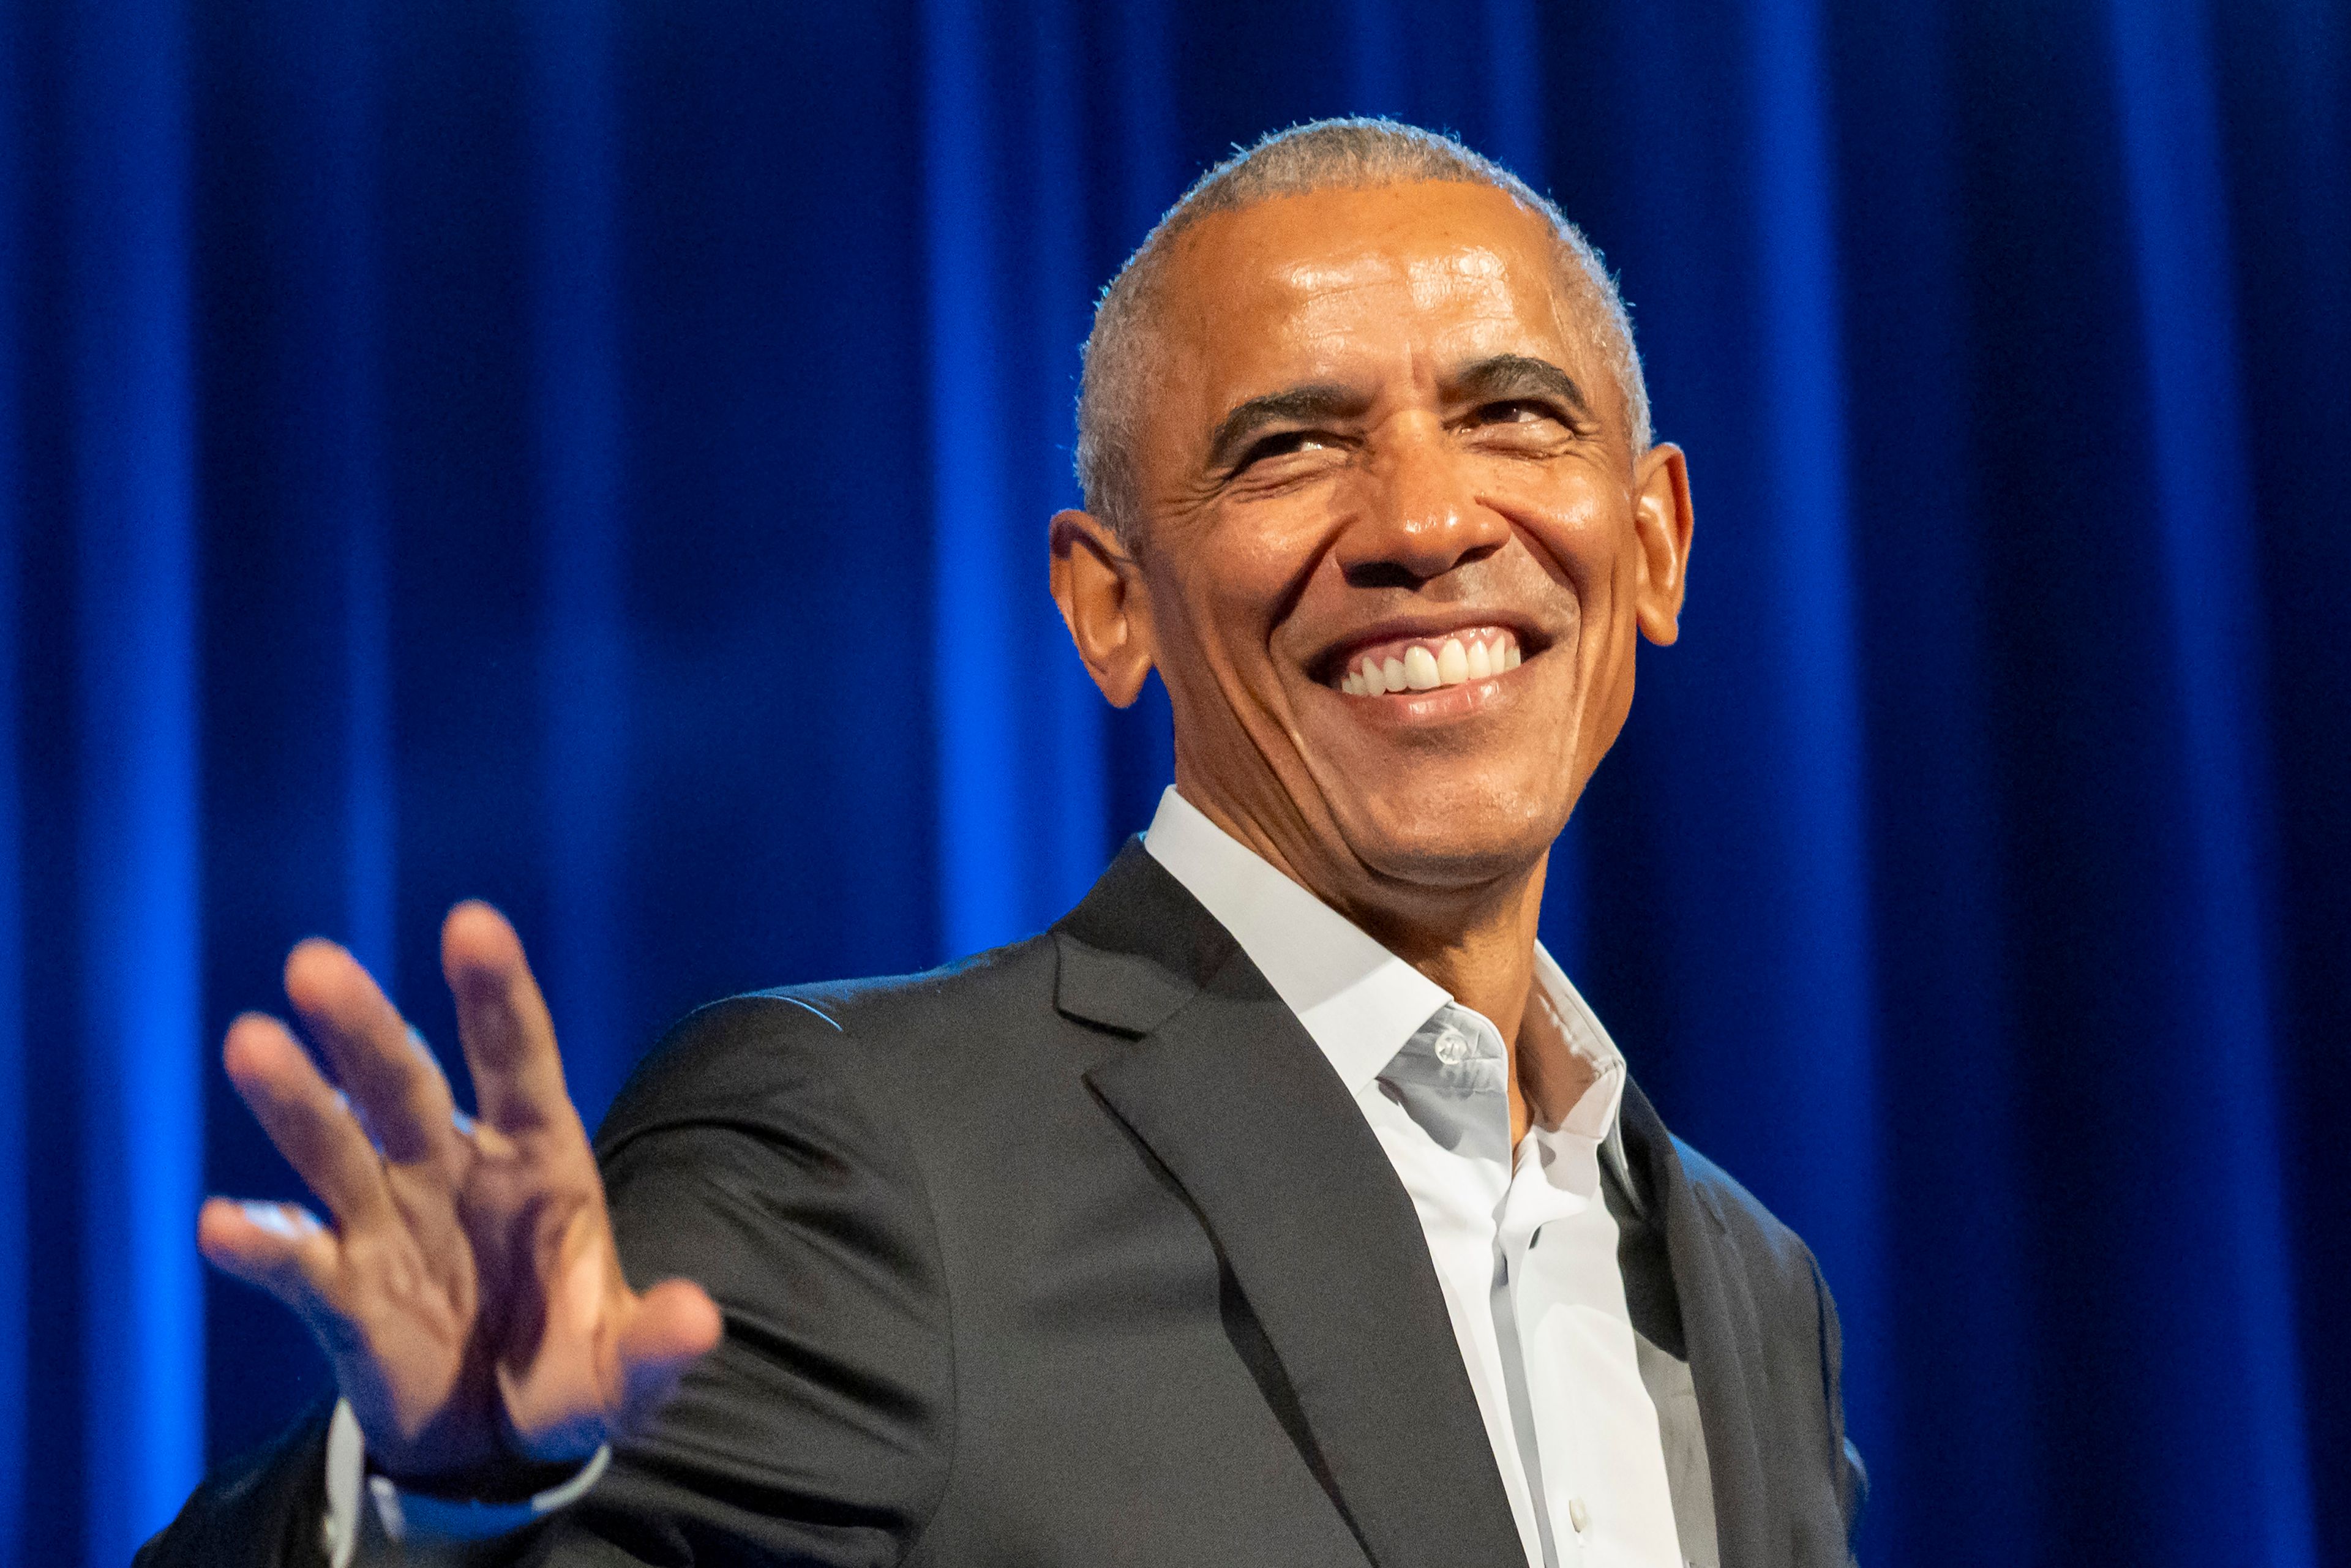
[{"xmin": 1323, "ymin": 623, "xmax": 1531, "ymax": 697}]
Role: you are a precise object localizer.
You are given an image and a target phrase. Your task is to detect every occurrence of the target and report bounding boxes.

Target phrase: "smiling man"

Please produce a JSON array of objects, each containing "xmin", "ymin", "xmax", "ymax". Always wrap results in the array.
[{"xmin": 148, "ymin": 121, "xmax": 1864, "ymax": 1568}]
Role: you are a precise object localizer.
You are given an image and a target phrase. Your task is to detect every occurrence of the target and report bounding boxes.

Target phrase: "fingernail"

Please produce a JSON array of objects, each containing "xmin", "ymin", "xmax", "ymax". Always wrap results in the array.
[{"xmin": 239, "ymin": 1201, "xmax": 319, "ymax": 1239}]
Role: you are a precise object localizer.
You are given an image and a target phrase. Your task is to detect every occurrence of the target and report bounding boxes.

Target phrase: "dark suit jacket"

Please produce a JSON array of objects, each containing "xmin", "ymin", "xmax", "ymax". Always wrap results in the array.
[{"xmin": 143, "ymin": 842, "xmax": 1865, "ymax": 1567}]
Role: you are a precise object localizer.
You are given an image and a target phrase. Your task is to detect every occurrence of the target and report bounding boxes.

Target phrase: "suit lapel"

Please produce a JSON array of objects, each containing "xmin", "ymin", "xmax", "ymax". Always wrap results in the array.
[
  {"xmin": 1056, "ymin": 844, "xmax": 1525, "ymax": 1568},
  {"xmin": 1619, "ymin": 1079, "xmax": 1778, "ymax": 1568}
]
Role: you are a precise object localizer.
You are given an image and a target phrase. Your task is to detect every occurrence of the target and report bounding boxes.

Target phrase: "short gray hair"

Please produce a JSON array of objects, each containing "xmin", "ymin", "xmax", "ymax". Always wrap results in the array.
[{"xmin": 1074, "ymin": 118, "xmax": 1651, "ymax": 541}]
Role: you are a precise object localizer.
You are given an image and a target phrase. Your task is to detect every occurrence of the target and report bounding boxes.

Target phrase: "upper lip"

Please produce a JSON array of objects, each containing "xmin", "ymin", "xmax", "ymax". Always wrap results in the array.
[{"xmin": 1310, "ymin": 611, "xmax": 1549, "ymax": 681}]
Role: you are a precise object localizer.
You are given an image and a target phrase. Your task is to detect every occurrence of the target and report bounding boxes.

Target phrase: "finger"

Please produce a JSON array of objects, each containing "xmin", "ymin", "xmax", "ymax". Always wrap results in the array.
[
  {"xmin": 441, "ymin": 901, "xmax": 574, "ymax": 1134},
  {"xmin": 197, "ymin": 1195, "xmax": 343, "ymax": 1312},
  {"xmin": 284, "ymin": 938, "xmax": 462, "ymax": 1168},
  {"xmin": 615, "ymin": 1278, "xmax": 724, "ymax": 1428},
  {"xmin": 223, "ymin": 1013, "xmax": 396, "ymax": 1228},
  {"xmin": 622, "ymin": 1278, "xmax": 724, "ymax": 1370}
]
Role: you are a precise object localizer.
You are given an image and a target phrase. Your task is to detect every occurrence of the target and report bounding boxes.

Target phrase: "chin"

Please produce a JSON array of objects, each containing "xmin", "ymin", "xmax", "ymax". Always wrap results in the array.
[{"xmin": 1330, "ymin": 776, "xmax": 1567, "ymax": 892}]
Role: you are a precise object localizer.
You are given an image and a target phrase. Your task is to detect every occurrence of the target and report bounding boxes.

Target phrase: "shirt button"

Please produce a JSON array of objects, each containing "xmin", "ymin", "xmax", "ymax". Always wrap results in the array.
[
  {"xmin": 1434, "ymin": 1027, "xmax": 1471, "ymax": 1065},
  {"xmin": 1567, "ymin": 1496, "xmax": 1590, "ymax": 1534}
]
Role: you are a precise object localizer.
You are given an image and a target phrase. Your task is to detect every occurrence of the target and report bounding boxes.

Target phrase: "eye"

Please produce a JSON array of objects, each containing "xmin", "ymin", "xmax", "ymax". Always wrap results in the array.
[
  {"xmin": 1475, "ymin": 398, "xmax": 1564, "ymax": 427},
  {"xmin": 1461, "ymin": 397, "xmax": 1586, "ymax": 454},
  {"xmin": 1233, "ymin": 429, "xmax": 1335, "ymax": 471}
]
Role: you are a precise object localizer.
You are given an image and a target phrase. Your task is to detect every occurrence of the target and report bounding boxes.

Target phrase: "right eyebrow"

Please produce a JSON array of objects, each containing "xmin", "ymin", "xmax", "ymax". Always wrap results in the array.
[
  {"xmin": 1447, "ymin": 353, "xmax": 1597, "ymax": 423},
  {"xmin": 1203, "ymin": 383, "xmax": 1368, "ymax": 473}
]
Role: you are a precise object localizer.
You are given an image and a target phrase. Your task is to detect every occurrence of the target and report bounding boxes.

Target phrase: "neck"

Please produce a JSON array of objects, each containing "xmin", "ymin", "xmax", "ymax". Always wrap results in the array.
[
  {"xmin": 1171, "ymin": 776, "xmax": 1578, "ymax": 1139},
  {"xmin": 1351, "ymin": 857, "xmax": 1548, "ymax": 1043},
  {"xmin": 1171, "ymin": 776, "xmax": 1552, "ymax": 1024},
  {"xmin": 1352, "ymin": 858, "xmax": 1580, "ymax": 1146}
]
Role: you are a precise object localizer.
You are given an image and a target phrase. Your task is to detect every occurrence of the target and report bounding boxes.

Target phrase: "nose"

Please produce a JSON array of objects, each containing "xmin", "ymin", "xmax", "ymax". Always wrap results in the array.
[{"xmin": 1335, "ymin": 415, "xmax": 1510, "ymax": 589}]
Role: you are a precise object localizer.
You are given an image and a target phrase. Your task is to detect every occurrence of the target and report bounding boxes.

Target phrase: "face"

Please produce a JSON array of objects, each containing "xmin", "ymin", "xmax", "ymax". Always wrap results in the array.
[{"xmin": 1052, "ymin": 181, "xmax": 1692, "ymax": 928}]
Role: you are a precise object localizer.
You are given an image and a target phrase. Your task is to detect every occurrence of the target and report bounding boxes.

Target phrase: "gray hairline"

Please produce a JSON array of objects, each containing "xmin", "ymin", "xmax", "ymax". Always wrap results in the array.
[{"xmin": 1073, "ymin": 119, "xmax": 1652, "ymax": 542}]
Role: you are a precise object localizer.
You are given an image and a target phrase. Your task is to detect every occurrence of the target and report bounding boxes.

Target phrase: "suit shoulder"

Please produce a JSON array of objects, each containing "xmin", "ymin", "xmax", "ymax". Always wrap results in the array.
[
  {"xmin": 1670, "ymin": 1133, "xmax": 1827, "ymax": 1296},
  {"xmin": 595, "ymin": 934, "xmax": 1057, "ymax": 1149},
  {"xmin": 778, "ymin": 929, "xmax": 1060, "ymax": 1045},
  {"xmin": 1671, "ymin": 1134, "xmax": 1869, "ymax": 1541}
]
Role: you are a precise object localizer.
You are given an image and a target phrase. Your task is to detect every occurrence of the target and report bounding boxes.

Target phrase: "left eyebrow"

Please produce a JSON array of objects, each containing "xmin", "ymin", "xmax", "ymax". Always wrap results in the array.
[
  {"xmin": 1445, "ymin": 354, "xmax": 1596, "ymax": 422},
  {"xmin": 1202, "ymin": 382, "xmax": 1367, "ymax": 473}
]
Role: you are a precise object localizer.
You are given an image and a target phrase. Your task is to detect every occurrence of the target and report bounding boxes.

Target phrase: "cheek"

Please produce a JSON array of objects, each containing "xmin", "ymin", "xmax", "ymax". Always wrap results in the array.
[
  {"xmin": 1149, "ymin": 533, "xmax": 1310, "ymax": 703},
  {"xmin": 1185, "ymin": 503, "xmax": 1332, "ymax": 648},
  {"xmin": 1499, "ymin": 470, "xmax": 1626, "ymax": 603}
]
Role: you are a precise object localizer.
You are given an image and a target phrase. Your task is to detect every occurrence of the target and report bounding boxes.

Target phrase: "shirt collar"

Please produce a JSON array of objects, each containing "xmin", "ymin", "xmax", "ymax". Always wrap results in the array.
[
  {"xmin": 1144, "ymin": 787, "xmax": 1445, "ymax": 1092},
  {"xmin": 1141, "ymin": 786, "xmax": 1630, "ymax": 1121}
]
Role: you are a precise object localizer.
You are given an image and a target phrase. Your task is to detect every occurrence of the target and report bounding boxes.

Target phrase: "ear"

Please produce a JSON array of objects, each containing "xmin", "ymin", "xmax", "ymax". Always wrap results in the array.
[
  {"xmin": 1630, "ymin": 443, "xmax": 1695, "ymax": 646},
  {"xmin": 1049, "ymin": 509, "xmax": 1157, "ymax": 707}
]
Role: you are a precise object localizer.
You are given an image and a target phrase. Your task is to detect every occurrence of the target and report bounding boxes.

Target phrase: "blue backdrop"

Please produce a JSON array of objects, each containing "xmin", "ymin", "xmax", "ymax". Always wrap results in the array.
[{"xmin": 2, "ymin": 1, "xmax": 2344, "ymax": 1563}]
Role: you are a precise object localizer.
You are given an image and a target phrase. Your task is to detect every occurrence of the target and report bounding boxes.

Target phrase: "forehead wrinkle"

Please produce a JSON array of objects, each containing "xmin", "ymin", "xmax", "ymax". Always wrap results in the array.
[
  {"xmin": 1273, "ymin": 263, "xmax": 1546, "ymax": 388},
  {"xmin": 1273, "ymin": 252, "xmax": 1402, "ymax": 297},
  {"xmin": 1405, "ymin": 244, "xmax": 1515, "ymax": 312}
]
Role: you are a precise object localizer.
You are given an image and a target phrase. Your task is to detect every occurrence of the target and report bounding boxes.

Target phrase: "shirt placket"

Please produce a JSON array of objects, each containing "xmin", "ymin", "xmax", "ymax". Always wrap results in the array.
[
  {"xmin": 1424, "ymin": 1008, "xmax": 1572, "ymax": 1568},
  {"xmin": 1506, "ymin": 1128, "xmax": 1683, "ymax": 1568}
]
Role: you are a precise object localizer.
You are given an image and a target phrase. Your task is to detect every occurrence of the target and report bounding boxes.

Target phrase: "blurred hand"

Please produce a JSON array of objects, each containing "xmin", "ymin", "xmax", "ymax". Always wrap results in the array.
[{"xmin": 198, "ymin": 902, "xmax": 722, "ymax": 1490}]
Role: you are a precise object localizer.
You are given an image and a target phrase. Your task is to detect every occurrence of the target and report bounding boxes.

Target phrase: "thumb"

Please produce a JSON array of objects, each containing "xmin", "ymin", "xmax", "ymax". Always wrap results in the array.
[{"xmin": 614, "ymin": 1278, "xmax": 723, "ymax": 1429}]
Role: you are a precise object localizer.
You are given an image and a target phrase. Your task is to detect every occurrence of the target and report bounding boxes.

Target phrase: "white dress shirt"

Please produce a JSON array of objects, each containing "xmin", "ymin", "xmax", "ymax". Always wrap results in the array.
[{"xmin": 1144, "ymin": 786, "xmax": 1685, "ymax": 1568}]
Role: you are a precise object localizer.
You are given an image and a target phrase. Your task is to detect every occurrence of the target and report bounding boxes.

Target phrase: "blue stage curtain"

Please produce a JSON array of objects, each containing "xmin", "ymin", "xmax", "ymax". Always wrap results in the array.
[{"xmin": 0, "ymin": 1, "xmax": 2343, "ymax": 1562}]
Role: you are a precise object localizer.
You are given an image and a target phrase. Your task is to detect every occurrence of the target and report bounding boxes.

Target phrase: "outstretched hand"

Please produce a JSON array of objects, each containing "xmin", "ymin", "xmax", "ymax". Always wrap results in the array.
[{"xmin": 198, "ymin": 902, "xmax": 722, "ymax": 1489}]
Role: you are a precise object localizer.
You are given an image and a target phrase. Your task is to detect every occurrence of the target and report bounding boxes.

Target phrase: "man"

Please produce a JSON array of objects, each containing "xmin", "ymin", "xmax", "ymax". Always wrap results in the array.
[{"xmin": 148, "ymin": 119, "xmax": 1865, "ymax": 1567}]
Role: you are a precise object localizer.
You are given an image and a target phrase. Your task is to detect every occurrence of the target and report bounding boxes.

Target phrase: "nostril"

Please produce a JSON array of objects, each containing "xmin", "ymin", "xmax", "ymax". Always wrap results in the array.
[
  {"xmin": 1340, "ymin": 538, "xmax": 1504, "ymax": 593},
  {"xmin": 1341, "ymin": 561, "xmax": 1430, "ymax": 591}
]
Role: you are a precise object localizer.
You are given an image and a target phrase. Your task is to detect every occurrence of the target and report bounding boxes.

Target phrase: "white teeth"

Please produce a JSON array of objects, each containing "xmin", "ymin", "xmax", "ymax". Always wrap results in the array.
[{"xmin": 1342, "ymin": 631, "xmax": 1523, "ymax": 697}]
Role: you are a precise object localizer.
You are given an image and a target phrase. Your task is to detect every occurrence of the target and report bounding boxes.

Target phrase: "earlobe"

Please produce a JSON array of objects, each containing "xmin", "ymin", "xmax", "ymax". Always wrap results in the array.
[
  {"xmin": 1630, "ymin": 445, "xmax": 1694, "ymax": 647},
  {"xmin": 1049, "ymin": 509, "xmax": 1157, "ymax": 708}
]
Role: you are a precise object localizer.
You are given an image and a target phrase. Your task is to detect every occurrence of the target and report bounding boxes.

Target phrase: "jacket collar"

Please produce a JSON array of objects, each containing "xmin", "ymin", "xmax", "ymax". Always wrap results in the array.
[
  {"xmin": 1130, "ymin": 790, "xmax": 1643, "ymax": 1220},
  {"xmin": 1059, "ymin": 844, "xmax": 1784, "ymax": 1567},
  {"xmin": 1054, "ymin": 841, "xmax": 1526, "ymax": 1568}
]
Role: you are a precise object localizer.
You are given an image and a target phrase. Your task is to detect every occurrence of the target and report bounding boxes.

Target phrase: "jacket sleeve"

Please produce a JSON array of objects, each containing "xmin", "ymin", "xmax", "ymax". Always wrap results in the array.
[
  {"xmin": 524, "ymin": 994, "xmax": 957, "ymax": 1566},
  {"xmin": 133, "ymin": 1405, "xmax": 336, "ymax": 1568},
  {"xmin": 1810, "ymin": 1253, "xmax": 1869, "ymax": 1564}
]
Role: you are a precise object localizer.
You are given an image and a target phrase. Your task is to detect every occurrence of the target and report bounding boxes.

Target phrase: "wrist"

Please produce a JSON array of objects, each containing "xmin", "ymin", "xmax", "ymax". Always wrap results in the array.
[
  {"xmin": 366, "ymin": 1444, "xmax": 610, "ymax": 1544},
  {"xmin": 323, "ymin": 1398, "xmax": 609, "ymax": 1562},
  {"xmin": 366, "ymin": 1449, "xmax": 594, "ymax": 1506}
]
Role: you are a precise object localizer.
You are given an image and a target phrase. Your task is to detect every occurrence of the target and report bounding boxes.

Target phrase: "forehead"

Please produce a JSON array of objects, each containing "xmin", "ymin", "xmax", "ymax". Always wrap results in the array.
[{"xmin": 1156, "ymin": 182, "xmax": 1583, "ymax": 389}]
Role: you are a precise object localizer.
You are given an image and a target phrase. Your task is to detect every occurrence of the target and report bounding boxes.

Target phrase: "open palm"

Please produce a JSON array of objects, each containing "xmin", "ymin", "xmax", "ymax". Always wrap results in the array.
[{"xmin": 197, "ymin": 902, "xmax": 722, "ymax": 1488}]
